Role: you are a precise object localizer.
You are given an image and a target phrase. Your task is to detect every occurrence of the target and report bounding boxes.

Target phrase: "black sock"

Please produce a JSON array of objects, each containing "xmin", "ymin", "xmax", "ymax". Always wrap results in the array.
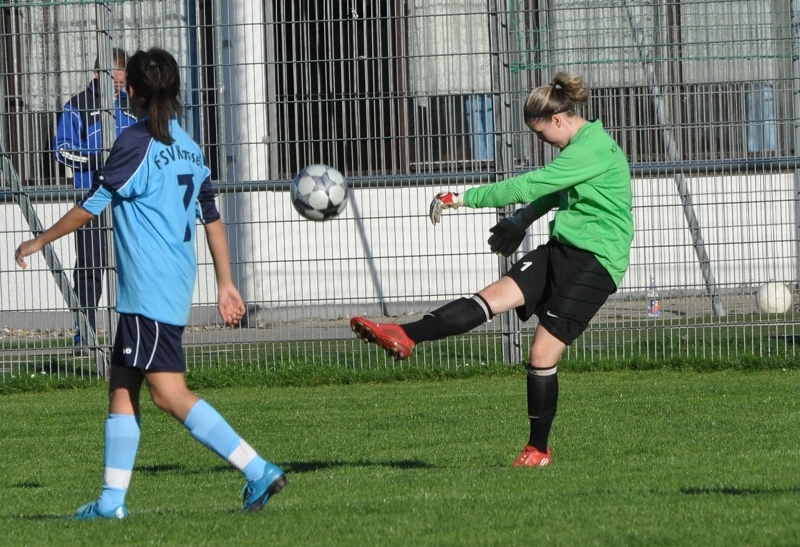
[
  {"xmin": 402, "ymin": 295, "xmax": 493, "ymax": 344},
  {"xmin": 526, "ymin": 365, "xmax": 558, "ymax": 452}
]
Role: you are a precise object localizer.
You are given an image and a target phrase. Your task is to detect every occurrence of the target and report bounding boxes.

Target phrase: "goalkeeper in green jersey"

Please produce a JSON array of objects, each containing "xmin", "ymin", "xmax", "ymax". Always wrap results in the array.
[{"xmin": 351, "ymin": 72, "xmax": 633, "ymax": 467}]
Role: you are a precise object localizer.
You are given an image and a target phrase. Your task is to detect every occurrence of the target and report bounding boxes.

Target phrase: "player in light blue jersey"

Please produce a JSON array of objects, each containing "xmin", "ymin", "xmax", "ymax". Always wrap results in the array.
[{"xmin": 15, "ymin": 48, "xmax": 286, "ymax": 519}]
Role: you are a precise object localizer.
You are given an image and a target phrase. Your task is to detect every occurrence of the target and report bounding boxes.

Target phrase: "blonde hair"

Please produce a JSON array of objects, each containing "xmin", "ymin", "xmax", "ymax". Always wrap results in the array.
[{"xmin": 523, "ymin": 72, "xmax": 590, "ymax": 123}]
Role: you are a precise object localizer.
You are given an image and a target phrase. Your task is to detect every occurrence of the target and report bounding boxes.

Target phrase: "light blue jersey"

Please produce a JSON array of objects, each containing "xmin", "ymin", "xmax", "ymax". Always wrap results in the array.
[{"xmin": 80, "ymin": 119, "xmax": 220, "ymax": 325}]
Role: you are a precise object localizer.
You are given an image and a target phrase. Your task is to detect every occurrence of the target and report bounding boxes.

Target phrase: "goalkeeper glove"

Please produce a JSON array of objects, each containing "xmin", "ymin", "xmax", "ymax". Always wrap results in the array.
[
  {"xmin": 429, "ymin": 191, "xmax": 464, "ymax": 225},
  {"xmin": 487, "ymin": 205, "xmax": 536, "ymax": 257}
]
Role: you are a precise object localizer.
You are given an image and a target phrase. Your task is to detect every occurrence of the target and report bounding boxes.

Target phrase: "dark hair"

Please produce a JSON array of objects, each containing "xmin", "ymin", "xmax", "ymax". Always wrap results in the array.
[
  {"xmin": 126, "ymin": 48, "xmax": 182, "ymax": 144},
  {"xmin": 94, "ymin": 47, "xmax": 128, "ymax": 70},
  {"xmin": 523, "ymin": 72, "xmax": 590, "ymax": 123}
]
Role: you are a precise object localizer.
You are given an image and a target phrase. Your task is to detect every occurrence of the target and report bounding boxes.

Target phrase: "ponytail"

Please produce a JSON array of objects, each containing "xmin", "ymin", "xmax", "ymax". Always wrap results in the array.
[
  {"xmin": 126, "ymin": 48, "xmax": 182, "ymax": 144},
  {"xmin": 523, "ymin": 72, "xmax": 590, "ymax": 123}
]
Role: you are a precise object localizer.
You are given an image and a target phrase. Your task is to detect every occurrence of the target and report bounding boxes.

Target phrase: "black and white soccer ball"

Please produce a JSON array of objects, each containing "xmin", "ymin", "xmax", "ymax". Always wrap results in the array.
[{"xmin": 289, "ymin": 164, "xmax": 348, "ymax": 221}]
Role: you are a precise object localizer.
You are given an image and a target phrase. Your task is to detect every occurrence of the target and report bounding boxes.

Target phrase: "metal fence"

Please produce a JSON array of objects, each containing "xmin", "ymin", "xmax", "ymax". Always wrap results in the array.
[{"xmin": 1, "ymin": 0, "xmax": 798, "ymax": 379}]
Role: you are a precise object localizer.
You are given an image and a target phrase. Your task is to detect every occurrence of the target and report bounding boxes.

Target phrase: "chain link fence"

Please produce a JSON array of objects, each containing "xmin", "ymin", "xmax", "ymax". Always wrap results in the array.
[{"xmin": 0, "ymin": 0, "xmax": 798, "ymax": 379}]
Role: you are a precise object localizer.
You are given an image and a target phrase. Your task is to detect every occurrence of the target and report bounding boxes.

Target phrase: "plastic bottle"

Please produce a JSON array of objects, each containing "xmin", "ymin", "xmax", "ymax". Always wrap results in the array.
[{"xmin": 648, "ymin": 275, "xmax": 661, "ymax": 318}]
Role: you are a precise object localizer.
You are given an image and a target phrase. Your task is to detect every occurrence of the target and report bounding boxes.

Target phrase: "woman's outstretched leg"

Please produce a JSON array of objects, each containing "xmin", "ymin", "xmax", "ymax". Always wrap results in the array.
[{"xmin": 351, "ymin": 277, "xmax": 524, "ymax": 359}]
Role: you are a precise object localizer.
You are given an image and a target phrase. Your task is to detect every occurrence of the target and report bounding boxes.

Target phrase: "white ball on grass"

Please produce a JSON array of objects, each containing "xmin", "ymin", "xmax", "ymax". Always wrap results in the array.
[{"xmin": 755, "ymin": 282, "xmax": 792, "ymax": 314}]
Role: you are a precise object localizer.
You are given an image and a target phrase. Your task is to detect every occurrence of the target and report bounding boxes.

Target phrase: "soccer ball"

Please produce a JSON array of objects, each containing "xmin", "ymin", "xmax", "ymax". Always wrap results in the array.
[
  {"xmin": 755, "ymin": 282, "xmax": 793, "ymax": 314},
  {"xmin": 289, "ymin": 164, "xmax": 348, "ymax": 221}
]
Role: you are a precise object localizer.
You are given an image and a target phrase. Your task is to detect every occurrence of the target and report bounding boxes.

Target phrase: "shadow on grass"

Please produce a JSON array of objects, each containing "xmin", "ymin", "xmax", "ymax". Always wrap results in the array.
[
  {"xmin": 13, "ymin": 481, "xmax": 43, "ymax": 488},
  {"xmin": 133, "ymin": 459, "xmax": 434, "ymax": 476},
  {"xmin": 136, "ymin": 463, "xmax": 190, "ymax": 474},
  {"xmin": 283, "ymin": 459, "xmax": 434, "ymax": 473},
  {"xmin": 773, "ymin": 336, "xmax": 800, "ymax": 345},
  {"xmin": 681, "ymin": 485, "xmax": 800, "ymax": 496},
  {"xmin": 12, "ymin": 513, "xmax": 65, "ymax": 521}
]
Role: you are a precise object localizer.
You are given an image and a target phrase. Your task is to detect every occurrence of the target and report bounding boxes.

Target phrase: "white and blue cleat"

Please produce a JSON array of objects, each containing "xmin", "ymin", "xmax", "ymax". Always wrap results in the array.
[
  {"xmin": 68, "ymin": 501, "xmax": 129, "ymax": 520},
  {"xmin": 241, "ymin": 462, "xmax": 287, "ymax": 512},
  {"xmin": 67, "ymin": 463, "xmax": 286, "ymax": 518}
]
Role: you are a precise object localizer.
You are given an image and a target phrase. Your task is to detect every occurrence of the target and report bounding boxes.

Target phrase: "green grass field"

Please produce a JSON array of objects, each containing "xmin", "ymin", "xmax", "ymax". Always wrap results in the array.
[{"xmin": 2, "ymin": 368, "xmax": 800, "ymax": 546}]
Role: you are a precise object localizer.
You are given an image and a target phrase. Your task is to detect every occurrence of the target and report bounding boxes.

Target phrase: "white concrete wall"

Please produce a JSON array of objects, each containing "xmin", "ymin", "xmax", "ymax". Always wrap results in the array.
[
  {"xmin": 629, "ymin": 173, "xmax": 796, "ymax": 295},
  {"xmin": 1, "ymin": 173, "xmax": 796, "ymax": 328}
]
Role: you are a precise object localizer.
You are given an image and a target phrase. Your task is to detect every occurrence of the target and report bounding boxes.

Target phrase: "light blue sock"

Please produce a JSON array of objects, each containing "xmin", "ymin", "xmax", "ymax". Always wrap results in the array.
[
  {"xmin": 184, "ymin": 400, "xmax": 267, "ymax": 482},
  {"xmin": 97, "ymin": 414, "xmax": 141, "ymax": 513}
]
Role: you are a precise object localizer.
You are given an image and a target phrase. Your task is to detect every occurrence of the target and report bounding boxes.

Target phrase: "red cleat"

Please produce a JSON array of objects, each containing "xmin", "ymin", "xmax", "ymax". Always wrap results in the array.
[
  {"xmin": 512, "ymin": 445, "xmax": 552, "ymax": 467},
  {"xmin": 350, "ymin": 316, "xmax": 415, "ymax": 360}
]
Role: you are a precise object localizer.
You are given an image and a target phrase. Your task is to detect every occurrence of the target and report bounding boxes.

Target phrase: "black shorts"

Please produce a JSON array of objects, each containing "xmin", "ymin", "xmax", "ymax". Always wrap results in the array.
[
  {"xmin": 110, "ymin": 313, "xmax": 186, "ymax": 372},
  {"xmin": 505, "ymin": 240, "xmax": 617, "ymax": 345}
]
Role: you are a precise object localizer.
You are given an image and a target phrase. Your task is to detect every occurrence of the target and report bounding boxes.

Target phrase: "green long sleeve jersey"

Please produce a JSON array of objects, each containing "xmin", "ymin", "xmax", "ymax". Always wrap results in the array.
[{"xmin": 463, "ymin": 119, "xmax": 633, "ymax": 287}]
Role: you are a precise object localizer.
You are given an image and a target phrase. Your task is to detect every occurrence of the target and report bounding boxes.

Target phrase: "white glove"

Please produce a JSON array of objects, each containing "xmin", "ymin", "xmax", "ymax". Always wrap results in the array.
[
  {"xmin": 429, "ymin": 191, "xmax": 464, "ymax": 225},
  {"xmin": 487, "ymin": 205, "xmax": 536, "ymax": 257}
]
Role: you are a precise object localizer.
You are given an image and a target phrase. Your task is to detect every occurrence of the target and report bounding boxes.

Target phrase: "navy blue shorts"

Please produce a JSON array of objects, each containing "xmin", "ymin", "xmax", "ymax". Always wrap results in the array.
[
  {"xmin": 110, "ymin": 313, "xmax": 186, "ymax": 372},
  {"xmin": 505, "ymin": 240, "xmax": 617, "ymax": 345}
]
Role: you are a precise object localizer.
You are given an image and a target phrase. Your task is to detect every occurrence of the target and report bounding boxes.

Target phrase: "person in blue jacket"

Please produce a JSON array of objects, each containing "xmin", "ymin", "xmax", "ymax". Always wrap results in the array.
[
  {"xmin": 54, "ymin": 47, "xmax": 137, "ymax": 348},
  {"xmin": 17, "ymin": 48, "xmax": 286, "ymax": 519}
]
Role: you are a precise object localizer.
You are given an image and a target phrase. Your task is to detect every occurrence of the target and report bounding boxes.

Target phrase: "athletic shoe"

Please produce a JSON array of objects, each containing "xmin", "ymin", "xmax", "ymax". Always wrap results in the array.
[
  {"xmin": 349, "ymin": 317, "xmax": 415, "ymax": 360},
  {"xmin": 68, "ymin": 501, "xmax": 129, "ymax": 520},
  {"xmin": 241, "ymin": 462, "xmax": 287, "ymax": 512},
  {"xmin": 512, "ymin": 445, "xmax": 552, "ymax": 467}
]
